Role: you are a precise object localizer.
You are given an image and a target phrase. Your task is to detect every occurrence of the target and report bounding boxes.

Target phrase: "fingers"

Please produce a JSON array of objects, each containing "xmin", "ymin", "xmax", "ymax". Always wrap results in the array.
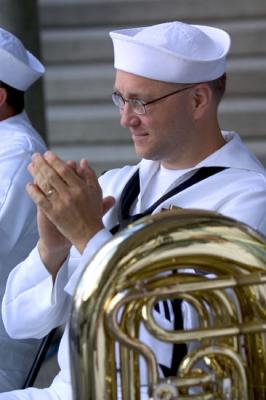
[
  {"xmin": 102, "ymin": 196, "xmax": 116, "ymax": 215},
  {"xmin": 66, "ymin": 160, "xmax": 78, "ymax": 170},
  {"xmin": 28, "ymin": 153, "xmax": 68, "ymax": 196},
  {"xmin": 66, "ymin": 159, "xmax": 95, "ymax": 185},
  {"xmin": 28, "ymin": 151, "xmax": 102, "ymax": 205},
  {"xmin": 26, "ymin": 182, "xmax": 53, "ymax": 211},
  {"xmin": 77, "ymin": 159, "xmax": 98, "ymax": 185},
  {"xmin": 28, "ymin": 150, "xmax": 112, "ymax": 215},
  {"xmin": 28, "ymin": 152, "xmax": 97, "ymax": 200},
  {"xmin": 27, "ymin": 152, "xmax": 103, "ymax": 216},
  {"xmin": 44, "ymin": 151, "xmax": 96, "ymax": 187}
]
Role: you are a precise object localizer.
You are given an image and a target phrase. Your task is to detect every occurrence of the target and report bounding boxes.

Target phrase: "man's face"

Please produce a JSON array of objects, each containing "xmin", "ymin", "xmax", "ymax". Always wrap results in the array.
[{"xmin": 114, "ymin": 70, "xmax": 197, "ymax": 169}]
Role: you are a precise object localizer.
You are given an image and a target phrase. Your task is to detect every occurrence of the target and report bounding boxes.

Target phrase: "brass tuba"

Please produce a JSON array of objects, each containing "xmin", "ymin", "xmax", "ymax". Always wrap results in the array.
[{"xmin": 69, "ymin": 209, "xmax": 266, "ymax": 399}]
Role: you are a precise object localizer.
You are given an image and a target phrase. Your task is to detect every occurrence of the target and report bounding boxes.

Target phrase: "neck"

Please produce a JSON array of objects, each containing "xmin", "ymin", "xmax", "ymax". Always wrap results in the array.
[
  {"xmin": 0, "ymin": 105, "xmax": 18, "ymax": 122},
  {"xmin": 162, "ymin": 126, "xmax": 226, "ymax": 170}
]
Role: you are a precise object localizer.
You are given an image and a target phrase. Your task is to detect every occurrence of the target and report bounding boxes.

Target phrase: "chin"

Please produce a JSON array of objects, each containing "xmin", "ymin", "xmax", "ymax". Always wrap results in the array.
[{"xmin": 134, "ymin": 146, "xmax": 156, "ymax": 161}]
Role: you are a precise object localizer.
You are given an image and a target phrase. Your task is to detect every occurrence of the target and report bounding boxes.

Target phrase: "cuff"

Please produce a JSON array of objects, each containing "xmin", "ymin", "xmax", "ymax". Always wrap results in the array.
[{"xmin": 64, "ymin": 228, "xmax": 112, "ymax": 296}]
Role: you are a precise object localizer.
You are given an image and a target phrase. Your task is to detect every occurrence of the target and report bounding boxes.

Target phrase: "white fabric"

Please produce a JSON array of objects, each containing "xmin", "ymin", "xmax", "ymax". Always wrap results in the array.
[
  {"xmin": 110, "ymin": 21, "xmax": 231, "ymax": 83},
  {"xmin": 0, "ymin": 111, "xmax": 46, "ymax": 391},
  {"xmin": 1, "ymin": 131, "xmax": 265, "ymax": 399},
  {"xmin": 138, "ymin": 165, "xmax": 189, "ymax": 210},
  {"xmin": 0, "ymin": 28, "xmax": 45, "ymax": 91}
]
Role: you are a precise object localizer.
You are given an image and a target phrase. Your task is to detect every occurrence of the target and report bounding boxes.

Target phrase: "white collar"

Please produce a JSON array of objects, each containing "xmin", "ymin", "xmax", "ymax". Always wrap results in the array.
[{"xmin": 138, "ymin": 131, "xmax": 265, "ymax": 195}]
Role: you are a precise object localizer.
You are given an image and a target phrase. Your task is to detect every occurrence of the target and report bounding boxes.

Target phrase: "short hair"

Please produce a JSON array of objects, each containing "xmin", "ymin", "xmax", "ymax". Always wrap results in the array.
[
  {"xmin": 0, "ymin": 81, "xmax": 24, "ymax": 113},
  {"xmin": 207, "ymin": 73, "xmax": 226, "ymax": 104}
]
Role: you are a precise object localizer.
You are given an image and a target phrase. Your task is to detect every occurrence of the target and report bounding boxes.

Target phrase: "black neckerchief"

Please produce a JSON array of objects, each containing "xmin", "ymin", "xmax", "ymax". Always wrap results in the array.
[{"xmin": 111, "ymin": 166, "xmax": 227, "ymax": 234}]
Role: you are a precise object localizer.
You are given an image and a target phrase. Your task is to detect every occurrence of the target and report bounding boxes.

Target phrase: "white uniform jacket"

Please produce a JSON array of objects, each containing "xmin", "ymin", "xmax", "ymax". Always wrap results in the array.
[
  {"xmin": 1, "ymin": 131, "xmax": 265, "ymax": 399},
  {"xmin": 0, "ymin": 111, "xmax": 46, "ymax": 391}
]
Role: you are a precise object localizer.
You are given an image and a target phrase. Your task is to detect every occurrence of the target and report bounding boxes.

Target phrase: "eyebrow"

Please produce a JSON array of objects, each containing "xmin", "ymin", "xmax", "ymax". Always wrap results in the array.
[{"xmin": 113, "ymin": 89, "xmax": 152, "ymax": 100}]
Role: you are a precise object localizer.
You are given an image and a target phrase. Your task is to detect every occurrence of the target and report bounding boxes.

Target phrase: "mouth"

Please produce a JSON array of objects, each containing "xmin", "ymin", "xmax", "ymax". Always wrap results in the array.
[
  {"xmin": 131, "ymin": 130, "xmax": 149, "ymax": 139},
  {"xmin": 131, "ymin": 131, "xmax": 149, "ymax": 146}
]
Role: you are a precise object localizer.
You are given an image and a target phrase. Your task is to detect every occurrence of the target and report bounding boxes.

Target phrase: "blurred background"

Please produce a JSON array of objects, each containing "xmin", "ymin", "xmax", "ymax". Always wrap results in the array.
[{"xmin": 1, "ymin": 0, "xmax": 266, "ymax": 175}]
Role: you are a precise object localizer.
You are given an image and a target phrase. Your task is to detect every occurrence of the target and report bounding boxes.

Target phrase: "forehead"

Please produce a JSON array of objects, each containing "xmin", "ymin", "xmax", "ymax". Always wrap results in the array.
[{"xmin": 114, "ymin": 69, "xmax": 177, "ymax": 95}]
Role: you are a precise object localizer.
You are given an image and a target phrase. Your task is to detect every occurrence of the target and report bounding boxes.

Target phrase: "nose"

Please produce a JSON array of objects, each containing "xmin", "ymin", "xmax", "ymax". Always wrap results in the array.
[{"xmin": 119, "ymin": 102, "xmax": 141, "ymax": 128}]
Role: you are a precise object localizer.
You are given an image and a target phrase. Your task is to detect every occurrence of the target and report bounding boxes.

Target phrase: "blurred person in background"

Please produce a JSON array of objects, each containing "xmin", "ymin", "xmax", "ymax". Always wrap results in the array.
[{"xmin": 0, "ymin": 27, "xmax": 46, "ymax": 391}]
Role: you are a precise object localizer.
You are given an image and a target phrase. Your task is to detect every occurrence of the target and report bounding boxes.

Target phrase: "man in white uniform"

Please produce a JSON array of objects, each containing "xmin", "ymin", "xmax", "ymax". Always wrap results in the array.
[
  {"xmin": 0, "ymin": 28, "xmax": 46, "ymax": 391},
  {"xmin": 1, "ymin": 21, "xmax": 265, "ymax": 399}
]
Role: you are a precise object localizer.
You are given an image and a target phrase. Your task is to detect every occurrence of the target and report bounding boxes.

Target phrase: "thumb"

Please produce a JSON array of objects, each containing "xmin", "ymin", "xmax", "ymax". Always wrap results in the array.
[{"xmin": 102, "ymin": 196, "xmax": 115, "ymax": 215}]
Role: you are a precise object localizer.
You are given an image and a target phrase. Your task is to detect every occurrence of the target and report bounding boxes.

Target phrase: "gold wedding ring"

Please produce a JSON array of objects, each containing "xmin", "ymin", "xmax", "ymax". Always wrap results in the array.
[{"xmin": 46, "ymin": 188, "xmax": 56, "ymax": 198}]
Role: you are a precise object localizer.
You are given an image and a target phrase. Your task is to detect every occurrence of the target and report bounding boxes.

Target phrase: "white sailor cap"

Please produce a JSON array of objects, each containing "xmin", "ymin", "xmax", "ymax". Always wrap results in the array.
[
  {"xmin": 0, "ymin": 27, "xmax": 45, "ymax": 91},
  {"xmin": 110, "ymin": 21, "xmax": 231, "ymax": 83}
]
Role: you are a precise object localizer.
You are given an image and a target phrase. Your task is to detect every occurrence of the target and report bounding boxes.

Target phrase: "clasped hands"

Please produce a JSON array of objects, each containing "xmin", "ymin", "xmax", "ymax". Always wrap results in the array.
[{"xmin": 26, "ymin": 151, "xmax": 115, "ymax": 276}]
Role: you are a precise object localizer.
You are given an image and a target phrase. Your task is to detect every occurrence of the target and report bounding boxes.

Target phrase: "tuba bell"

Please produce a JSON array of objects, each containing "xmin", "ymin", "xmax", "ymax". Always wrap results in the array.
[{"xmin": 69, "ymin": 209, "xmax": 266, "ymax": 399}]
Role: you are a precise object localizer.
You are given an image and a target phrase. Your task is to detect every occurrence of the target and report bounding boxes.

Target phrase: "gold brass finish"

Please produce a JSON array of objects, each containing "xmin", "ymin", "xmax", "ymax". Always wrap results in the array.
[{"xmin": 69, "ymin": 209, "xmax": 266, "ymax": 399}]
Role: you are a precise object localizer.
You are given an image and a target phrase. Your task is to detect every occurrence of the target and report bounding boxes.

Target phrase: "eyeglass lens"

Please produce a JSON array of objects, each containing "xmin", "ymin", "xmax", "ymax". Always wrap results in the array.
[{"xmin": 112, "ymin": 92, "xmax": 145, "ymax": 114}]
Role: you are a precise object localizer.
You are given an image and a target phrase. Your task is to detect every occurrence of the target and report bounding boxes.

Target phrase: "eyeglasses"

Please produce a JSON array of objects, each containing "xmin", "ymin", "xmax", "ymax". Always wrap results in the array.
[{"xmin": 111, "ymin": 85, "xmax": 195, "ymax": 115}]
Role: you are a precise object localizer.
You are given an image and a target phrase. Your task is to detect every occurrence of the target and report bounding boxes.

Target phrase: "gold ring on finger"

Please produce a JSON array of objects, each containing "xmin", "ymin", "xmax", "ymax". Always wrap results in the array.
[{"xmin": 46, "ymin": 188, "xmax": 56, "ymax": 198}]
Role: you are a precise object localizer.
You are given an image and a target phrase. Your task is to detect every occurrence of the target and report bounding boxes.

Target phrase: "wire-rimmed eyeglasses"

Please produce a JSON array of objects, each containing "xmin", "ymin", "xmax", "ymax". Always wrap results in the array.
[{"xmin": 111, "ymin": 85, "xmax": 196, "ymax": 115}]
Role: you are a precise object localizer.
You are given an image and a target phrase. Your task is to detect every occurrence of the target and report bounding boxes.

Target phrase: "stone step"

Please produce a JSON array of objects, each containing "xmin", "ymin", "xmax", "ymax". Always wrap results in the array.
[
  {"xmin": 41, "ymin": 27, "xmax": 110, "ymax": 64},
  {"xmin": 247, "ymin": 139, "xmax": 266, "ymax": 167},
  {"xmin": 50, "ymin": 139, "xmax": 266, "ymax": 176},
  {"xmin": 39, "ymin": 0, "xmax": 266, "ymax": 27},
  {"xmin": 44, "ymin": 57, "xmax": 266, "ymax": 104},
  {"xmin": 50, "ymin": 143, "xmax": 139, "ymax": 175},
  {"xmin": 44, "ymin": 64, "xmax": 115, "ymax": 104},
  {"xmin": 41, "ymin": 19, "xmax": 266, "ymax": 65},
  {"xmin": 46, "ymin": 98, "xmax": 266, "ymax": 146},
  {"xmin": 47, "ymin": 104, "xmax": 124, "ymax": 144},
  {"xmin": 219, "ymin": 98, "xmax": 266, "ymax": 138},
  {"xmin": 227, "ymin": 57, "xmax": 266, "ymax": 96}
]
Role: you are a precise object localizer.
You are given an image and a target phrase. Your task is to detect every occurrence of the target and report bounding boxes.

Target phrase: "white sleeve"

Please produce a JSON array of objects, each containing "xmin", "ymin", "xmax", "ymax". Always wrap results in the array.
[
  {"xmin": 0, "ymin": 131, "xmax": 45, "ymax": 252},
  {"xmin": 64, "ymin": 228, "xmax": 113, "ymax": 296},
  {"xmin": 218, "ymin": 183, "xmax": 266, "ymax": 236},
  {"xmin": 1, "ymin": 246, "xmax": 74, "ymax": 339},
  {"xmin": 1, "ymin": 229, "xmax": 111, "ymax": 340}
]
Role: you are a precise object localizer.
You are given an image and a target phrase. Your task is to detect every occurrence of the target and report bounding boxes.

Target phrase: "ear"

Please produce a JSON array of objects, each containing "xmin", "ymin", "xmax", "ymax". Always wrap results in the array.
[
  {"xmin": 191, "ymin": 83, "xmax": 212, "ymax": 120},
  {"xmin": 0, "ymin": 87, "xmax": 7, "ymax": 108}
]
